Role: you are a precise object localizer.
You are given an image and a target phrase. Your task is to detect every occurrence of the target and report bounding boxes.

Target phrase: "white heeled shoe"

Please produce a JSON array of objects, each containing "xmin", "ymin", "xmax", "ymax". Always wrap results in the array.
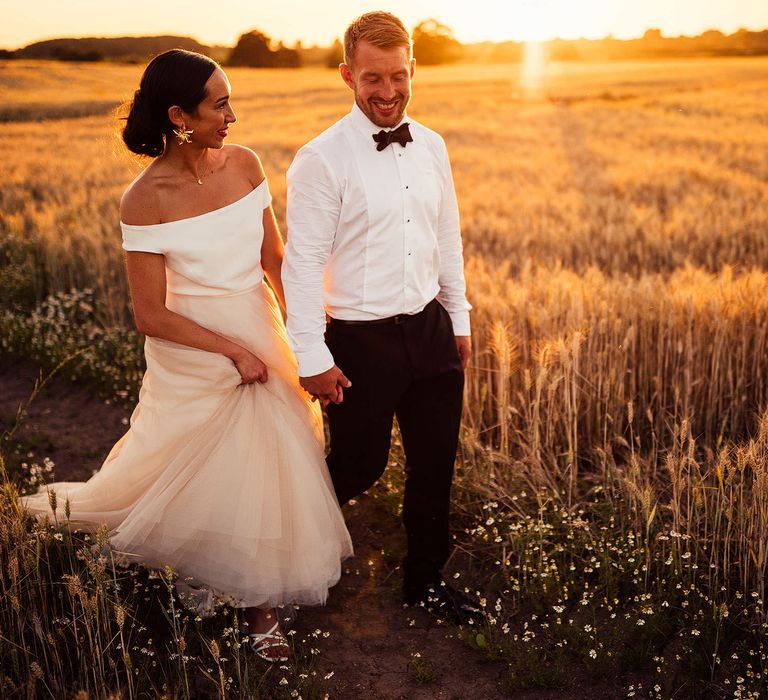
[{"xmin": 246, "ymin": 621, "xmax": 290, "ymax": 663}]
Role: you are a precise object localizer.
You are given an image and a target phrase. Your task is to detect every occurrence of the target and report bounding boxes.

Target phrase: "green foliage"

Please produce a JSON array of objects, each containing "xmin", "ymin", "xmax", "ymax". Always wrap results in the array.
[
  {"xmin": 0, "ymin": 288, "xmax": 144, "ymax": 406},
  {"xmin": 407, "ymin": 652, "xmax": 439, "ymax": 684},
  {"xmin": 451, "ymin": 492, "xmax": 768, "ymax": 697}
]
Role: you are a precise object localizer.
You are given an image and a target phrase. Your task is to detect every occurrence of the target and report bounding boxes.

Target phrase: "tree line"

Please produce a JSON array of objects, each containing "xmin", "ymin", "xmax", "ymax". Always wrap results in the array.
[
  {"xmin": 5, "ymin": 23, "xmax": 768, "ymax": 67},
  {"xmin": 228, "ymin": 20, "xmax": 460, "ymax": 67},
  {"xmin": 2, "ymin": 21, "xmax": 463, "ymax": 67}
]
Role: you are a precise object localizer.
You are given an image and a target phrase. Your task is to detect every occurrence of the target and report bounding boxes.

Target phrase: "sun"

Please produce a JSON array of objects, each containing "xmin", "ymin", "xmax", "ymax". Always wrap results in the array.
[
  {"xmin": 513, "ymin": 1, "xmax": 557, "ymax": 42},
  {"xmin": 446, "ymin": 0, "xmax": 619, "ymax": 44}
]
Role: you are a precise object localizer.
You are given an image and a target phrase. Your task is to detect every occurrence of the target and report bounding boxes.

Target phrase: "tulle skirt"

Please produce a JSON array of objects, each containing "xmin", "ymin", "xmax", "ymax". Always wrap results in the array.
[{"xmin": 24, "ymin": 282, "xmax": 353, "ymax": 609}]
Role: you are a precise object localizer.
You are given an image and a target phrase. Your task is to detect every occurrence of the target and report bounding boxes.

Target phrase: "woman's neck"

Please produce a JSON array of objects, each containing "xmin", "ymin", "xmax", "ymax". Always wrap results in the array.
[{"xmin": 160, "ymin": 142, "xmax": 215, "ymax": 184}]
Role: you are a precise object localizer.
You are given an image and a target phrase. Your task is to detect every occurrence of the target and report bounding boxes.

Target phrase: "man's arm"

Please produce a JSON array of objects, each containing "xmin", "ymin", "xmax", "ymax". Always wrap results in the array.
[
  {"xmin": 435, "ymin": 139, "xmax": 472, "ymax": 369},
  {"xmin": 283, "ymin": 147, "xmax": 351, "ymax": 402}
]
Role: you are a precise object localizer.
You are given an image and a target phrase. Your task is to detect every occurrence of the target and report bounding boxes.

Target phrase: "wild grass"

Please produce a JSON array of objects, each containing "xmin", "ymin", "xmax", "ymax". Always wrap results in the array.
[
  {"xmin": 0, "ymin": 466, "xmax": 332, "ymax": 698},
  {"xmin": 2, "ymin": 57, "xmax": 768, "ymax": 697}
]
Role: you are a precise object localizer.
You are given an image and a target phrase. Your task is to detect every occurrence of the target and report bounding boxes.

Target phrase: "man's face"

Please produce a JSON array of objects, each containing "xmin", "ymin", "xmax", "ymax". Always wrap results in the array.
[{"xmin": 340, "ymin": 40, "xmax": 415, "ymax": 128}]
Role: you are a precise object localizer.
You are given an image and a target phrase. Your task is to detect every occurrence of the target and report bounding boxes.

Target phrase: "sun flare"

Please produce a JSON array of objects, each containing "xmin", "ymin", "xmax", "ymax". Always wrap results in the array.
[
  {"xmin": 454, "ymin": 0, "xmax": 620, "ymax": 43},
  {"xmin": 520, "ymin": 41, "xmax": 547, "ymax": 93}
]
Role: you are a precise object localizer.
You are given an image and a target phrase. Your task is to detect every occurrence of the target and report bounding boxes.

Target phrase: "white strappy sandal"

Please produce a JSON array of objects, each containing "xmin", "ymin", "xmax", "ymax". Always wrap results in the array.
[{"xmin": 247, "ymin": 621, "xmax": 290, "ymax": 663}]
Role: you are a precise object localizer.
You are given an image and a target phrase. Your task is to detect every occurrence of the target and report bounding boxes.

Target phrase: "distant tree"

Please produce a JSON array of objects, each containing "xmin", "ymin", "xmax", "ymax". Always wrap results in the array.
[
  {"xmin": 326, "ymin": 38, "xmax": 343, "ymax": 68},
  {"xmin": 293, "ymin": 43, "xmax": 329, "ymax": 66},
  {"xmin": 642, "ymin": 29, "xmax": 664, "ymax": 43},
  {"xmin": 274, "ymin": 41, "xmax": 301, "ymax": 67},
  {"xmin": 699, "ymin": 29, "xmax": 726, "ymax": 51},
  {"xmin": 17, "ymin": 36, "xmax": 210, "ymax": 62},
  {"xmin": 228, "ymin": 30, "xmax": 274, "ymax": 67},
  {"xmin": 228, "ymin": 30, "xmax": 300, "ymax": 67},
  {"xmin": 412, "ymin": 19, "xmax": 462, "ymax": 65},
  {"xmin": 0, "ymin": 49, "xmax": 16, "ymax": 60}
]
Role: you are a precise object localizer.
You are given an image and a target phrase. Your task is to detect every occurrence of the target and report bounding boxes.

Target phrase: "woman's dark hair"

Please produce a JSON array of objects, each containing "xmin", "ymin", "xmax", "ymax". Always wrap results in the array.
[{"xmin": 122, "ymin": 49, "xmax": 219, "ymax": 157}]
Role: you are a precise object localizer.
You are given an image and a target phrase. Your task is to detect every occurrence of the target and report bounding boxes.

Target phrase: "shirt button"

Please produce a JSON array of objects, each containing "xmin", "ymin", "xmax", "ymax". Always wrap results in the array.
[
  {"xmin": 407, "ymin": 219, "xmax": 410, "ymax": 223},
  {"xmin": 405, "ymin": 185, "xmax": 409, "ymax": 189}
]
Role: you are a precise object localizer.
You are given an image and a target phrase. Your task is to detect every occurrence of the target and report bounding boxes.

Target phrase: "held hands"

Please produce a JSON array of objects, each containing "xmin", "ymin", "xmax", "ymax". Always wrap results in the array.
[
  {"xmin": 456, "ymin": 336, "xmax": 471, "ymax": 370},
  {"xmin": 299, "ymin": 339, "xmax": 464, "ymax": 405},
  {"xmin": 300, "ymin": 365, "xmax": 352, "ymax": 406},
  {"xmin": 231, "ymin": 347, "xmax": 269, "ymax": 384}
]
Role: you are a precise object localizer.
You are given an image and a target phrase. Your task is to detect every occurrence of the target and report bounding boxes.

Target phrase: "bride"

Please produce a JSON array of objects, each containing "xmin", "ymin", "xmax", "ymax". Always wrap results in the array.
[{"xmin": 23, "ymin": 49, "xmax": 353, "ymax": 662}]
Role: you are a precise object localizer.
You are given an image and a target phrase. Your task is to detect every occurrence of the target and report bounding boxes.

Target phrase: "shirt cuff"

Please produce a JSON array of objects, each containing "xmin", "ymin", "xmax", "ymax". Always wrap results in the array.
[
  {"xmin": 449, "ymin": 310, "xmax": 471, "ymax": 336},
  {"xmin": 296, "ymin": 343, "xmax": 335, "ymax": 377}
]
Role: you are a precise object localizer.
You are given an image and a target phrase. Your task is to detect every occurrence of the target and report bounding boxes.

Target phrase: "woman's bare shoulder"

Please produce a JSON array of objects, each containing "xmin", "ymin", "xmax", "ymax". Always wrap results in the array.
[
  {"xmin": 120, "ymin": 168, "xmax": 163, "ymax": 226},
  {"xmin": 223, "ymin": 144, "xmax": 266, "ymax": 187}
]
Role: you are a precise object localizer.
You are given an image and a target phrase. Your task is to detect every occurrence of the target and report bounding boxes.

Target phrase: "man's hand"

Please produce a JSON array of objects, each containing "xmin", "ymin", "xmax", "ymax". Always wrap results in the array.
[
  {"xmin": 300, "ymin": 365, "xmax": 352, "ymax": 405},
  {"xmin": 456, "ymin": 336, "xmax": 471, "ymax": 370}
]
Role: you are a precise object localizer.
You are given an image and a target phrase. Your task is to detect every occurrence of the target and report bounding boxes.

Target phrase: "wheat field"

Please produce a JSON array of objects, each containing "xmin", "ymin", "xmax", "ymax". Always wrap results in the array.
[
  {"xmin": 2, "ymin": 57, "xmax": 768, "ymax": 697},
  {"xmin": 4, "ymin": 58, "xmax": 768, "ymax": 462}
]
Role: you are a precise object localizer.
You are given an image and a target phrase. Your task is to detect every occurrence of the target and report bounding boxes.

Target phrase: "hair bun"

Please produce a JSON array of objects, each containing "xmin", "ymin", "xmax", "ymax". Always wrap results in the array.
[
  {"xmin": 122, "ymin": 89, "xmax": 164, "ymax": 157},
  {"xmin": 121, "ymin": 49, "xmax": 218, "ymax": 158}
]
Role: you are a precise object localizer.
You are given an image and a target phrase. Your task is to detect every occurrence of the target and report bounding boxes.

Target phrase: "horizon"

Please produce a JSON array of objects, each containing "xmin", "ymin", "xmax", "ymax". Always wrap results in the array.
[
  {"xmin": 6, "ymin": 23, "xmax": 768, "ymax": 53},
  {"xmin": 4, "ymin": 0, "xmax": 768, "ymax": 51}
]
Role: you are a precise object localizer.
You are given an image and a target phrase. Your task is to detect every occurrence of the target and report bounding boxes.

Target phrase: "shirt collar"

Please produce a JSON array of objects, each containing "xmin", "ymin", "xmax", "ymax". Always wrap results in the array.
[{"xmin": 348, "ymin": 101, "xmax": 409, "ymax": 138}]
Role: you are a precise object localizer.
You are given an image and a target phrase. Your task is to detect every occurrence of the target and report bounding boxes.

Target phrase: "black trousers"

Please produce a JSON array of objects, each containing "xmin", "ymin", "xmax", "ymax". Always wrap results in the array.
[{"xmin": 325, "ymin": 299, "xmax": 464, "ymax": 595}]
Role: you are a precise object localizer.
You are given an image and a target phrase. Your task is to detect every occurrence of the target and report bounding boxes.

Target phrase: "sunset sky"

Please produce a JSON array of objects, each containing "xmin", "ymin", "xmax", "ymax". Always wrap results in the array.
[{"xmin": 3, "ymin": 0, "xmax": 767, "ymax": 49}]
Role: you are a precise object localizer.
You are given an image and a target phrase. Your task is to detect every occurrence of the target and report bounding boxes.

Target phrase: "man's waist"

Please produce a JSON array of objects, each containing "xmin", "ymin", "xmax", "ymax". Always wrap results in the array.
[{"xmin": 328, "ymin": 300, "xmax": 436, "ymax": 327}]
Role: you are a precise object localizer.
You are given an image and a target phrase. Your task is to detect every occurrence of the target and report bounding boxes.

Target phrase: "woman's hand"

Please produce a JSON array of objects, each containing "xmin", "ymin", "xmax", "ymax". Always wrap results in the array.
[{"xmin": 231, "ymin": 347, "xmax": 269, "ymax": 384}]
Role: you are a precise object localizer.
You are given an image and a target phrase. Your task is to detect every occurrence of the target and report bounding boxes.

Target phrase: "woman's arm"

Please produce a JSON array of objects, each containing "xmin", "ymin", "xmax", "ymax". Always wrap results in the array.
[
  {"xmin": 230, "ymin": 145, "xmax": 287, "ymax": 311},
  {"xmin": 261, "ymin": 205, "xmax": 286, "ymax": 312},
  {"xmin": 126, "ymin": 251, "xmax": 268, "ymax": 384}
]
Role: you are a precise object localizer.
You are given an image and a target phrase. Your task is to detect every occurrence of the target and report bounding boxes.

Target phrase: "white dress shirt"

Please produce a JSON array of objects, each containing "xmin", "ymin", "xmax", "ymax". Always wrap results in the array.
[{"xmin": 282, "ymin": 103, "xmax": 472, "ymax": 377}]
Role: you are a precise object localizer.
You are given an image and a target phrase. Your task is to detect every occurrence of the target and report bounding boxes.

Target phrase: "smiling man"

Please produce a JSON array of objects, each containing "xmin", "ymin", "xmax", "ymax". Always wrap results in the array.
[{"xmin": 282, "ymin": 11, "xmax": 476, "ymax": 623}]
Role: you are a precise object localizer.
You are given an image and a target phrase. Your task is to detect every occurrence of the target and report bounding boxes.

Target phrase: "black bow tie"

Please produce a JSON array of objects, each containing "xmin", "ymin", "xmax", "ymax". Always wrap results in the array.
[{"xmin": 372, "ymin": 122, "xmax": 413, "ymax": 151}]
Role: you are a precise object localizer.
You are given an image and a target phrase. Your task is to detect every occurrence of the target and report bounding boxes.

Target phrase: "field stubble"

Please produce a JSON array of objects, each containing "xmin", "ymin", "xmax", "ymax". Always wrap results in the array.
[{"xmin": 2, "ymin": 58, "xmax": 768, "ymax": 697}]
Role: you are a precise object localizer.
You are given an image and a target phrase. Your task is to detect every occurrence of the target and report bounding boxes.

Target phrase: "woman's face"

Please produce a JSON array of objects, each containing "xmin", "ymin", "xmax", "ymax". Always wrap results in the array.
[{"xmin": 182, "ymin": 67, "xmax": 237, "ymax": 148}]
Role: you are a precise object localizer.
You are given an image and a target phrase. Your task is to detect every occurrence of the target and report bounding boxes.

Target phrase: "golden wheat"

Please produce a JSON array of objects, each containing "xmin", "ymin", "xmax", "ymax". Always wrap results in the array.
[{"xmin": 3, "ymin": 56, "xmax": 768, "ymax": 622}]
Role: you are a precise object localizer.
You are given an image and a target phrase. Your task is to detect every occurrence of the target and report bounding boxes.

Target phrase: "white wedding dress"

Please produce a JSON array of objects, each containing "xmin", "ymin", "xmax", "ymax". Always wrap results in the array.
[{"xmin": 24, "ymin": 179, "xmax": 353, "ymax": 609}]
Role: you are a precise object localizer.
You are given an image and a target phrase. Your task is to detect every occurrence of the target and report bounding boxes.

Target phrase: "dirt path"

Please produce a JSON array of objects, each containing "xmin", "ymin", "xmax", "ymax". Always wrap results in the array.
[{"xmin": 1, "ymin": 360, "xmax": 610, "ymax": 699}]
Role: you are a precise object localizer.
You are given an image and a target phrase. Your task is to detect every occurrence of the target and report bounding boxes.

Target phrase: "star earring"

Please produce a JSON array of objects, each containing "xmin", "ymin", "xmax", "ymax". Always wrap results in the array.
[{"xmin": 173, "ymin": 124, "xmax": 194, "ymax": 145}]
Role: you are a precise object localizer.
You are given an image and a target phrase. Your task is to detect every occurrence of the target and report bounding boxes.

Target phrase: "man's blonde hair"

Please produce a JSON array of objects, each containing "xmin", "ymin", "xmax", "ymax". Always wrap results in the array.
[{"xmin": 343, "ymin": 11, "xmax": 412, "ymax": 65}]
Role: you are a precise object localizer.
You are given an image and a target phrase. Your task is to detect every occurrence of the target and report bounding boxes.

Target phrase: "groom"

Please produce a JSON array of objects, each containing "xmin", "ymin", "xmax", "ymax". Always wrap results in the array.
[{"xmin": 282, "ymin": 11, "xmax": 475, "ymax": 621}]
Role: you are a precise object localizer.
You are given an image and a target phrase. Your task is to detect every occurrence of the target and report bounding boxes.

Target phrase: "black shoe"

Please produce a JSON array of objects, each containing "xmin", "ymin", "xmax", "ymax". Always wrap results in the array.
[{"xmin": 404, "ymin": 581, "xmax": 484, "ymax": 625}]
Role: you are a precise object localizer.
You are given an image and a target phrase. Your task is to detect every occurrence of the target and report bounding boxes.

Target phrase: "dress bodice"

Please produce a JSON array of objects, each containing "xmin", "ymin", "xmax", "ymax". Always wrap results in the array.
[{"xmin": 121, "ymin": 180, "xmax": 271, "ymax": 296}]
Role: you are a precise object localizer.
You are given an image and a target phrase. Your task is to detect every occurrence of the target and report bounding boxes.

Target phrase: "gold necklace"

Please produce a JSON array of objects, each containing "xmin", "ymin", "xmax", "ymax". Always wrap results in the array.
[{"xmin": 193, "ymin": 154, "xmax": 211, "ymax": 185}]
